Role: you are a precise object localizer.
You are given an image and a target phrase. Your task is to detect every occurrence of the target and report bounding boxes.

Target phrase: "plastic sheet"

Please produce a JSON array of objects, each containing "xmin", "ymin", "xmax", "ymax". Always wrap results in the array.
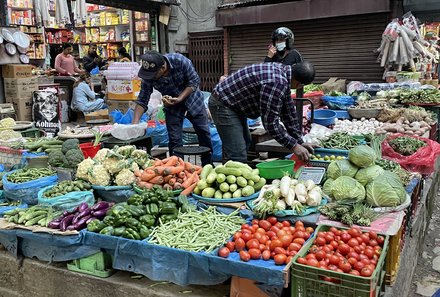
[
  {"xmin": 92, "ymin": 185, "xmax": 134, "ymax": 203},
  {"xmin": 146, "ymin": 121, "xmax": 169, "ymax": 147},
  {"xmin": 322, "ymin": 95, "xmax": 356, "ymax": 110},
  {"xmin": 2, "ymin": 171, "xmax": 58, "ymax": 205},
  {"xmin": 37, "ymin": 185, "xmax": 95, "ymax": 211}
]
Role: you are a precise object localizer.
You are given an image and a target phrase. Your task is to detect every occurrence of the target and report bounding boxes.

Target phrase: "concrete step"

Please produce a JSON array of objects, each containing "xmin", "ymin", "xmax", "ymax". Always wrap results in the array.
[{"xmin": 0, "ymin": 250, "xmax": 229, "ymax": 297}]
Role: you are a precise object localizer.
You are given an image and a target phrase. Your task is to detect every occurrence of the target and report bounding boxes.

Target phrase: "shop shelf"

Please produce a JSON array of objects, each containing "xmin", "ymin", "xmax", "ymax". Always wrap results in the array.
[
  {"xmin": 291, "ymin": 225, "xmax": 389, "ymax": 297},
  {"xmin": 67, "ymin": 251, "xmax": 114, "ymax": 278}
]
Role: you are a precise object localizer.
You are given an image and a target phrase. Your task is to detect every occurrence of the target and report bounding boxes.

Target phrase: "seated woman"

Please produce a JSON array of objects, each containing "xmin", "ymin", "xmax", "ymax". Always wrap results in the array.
[
  {"xmin": 118, "ymin": 47, "xmax": 132, "ymax": 62},
  {"xmin": 71, "ymin": 73, "xmax": 107, "ymax": 114}
]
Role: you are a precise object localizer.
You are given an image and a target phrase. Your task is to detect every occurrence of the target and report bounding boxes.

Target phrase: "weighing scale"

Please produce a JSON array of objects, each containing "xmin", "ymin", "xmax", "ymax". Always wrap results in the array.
[{"xmin": 296, "ymin": 167, "xmax": 326, "ymax": 185}]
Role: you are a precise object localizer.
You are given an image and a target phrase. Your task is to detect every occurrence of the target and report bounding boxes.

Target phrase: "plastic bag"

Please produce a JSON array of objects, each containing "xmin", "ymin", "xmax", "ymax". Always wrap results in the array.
[
  {"xmin": 322, "ymin": 96, "xmax": 356, "ymax": 110},
  {"xmin": 147, "ymin": 88, "xmax": 163, "ymax": 120},
  {"xmin": 303, "ymin": 123, "xmax": 334, "ymax": 146},
  {"xmin": 37, "ymin": 185, "xmax": 95, "ymax": 211},
  {"xmin": 92, "ymin": 185, "xmax": 134, "ymax": 203},
  {"xmin": 146, "ymin": 121, "xmax": 169, "ymax": 147},
  {"xmin": 382, "ymin": 133, "xmax": 440, "ymax": 175},
  {"xmin": 111, "ymin": 123, "xmax": 148, "ymax": 141},
  {"xmin": 110, "ymin": 108, "xmax": 148, "ymax": 124},
  {"xmin": 210, "ymin": 126, "xmax": 223, "ymax": 162},
  {"xmin": 2, "ymin": 171, "xmax": 58, "ymax": 205}
]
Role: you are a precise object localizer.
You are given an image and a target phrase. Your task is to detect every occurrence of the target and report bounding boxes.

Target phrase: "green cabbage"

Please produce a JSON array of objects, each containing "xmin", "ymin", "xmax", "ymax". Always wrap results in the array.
[
  {"xmin": 349, "ymin": 145, "xmax": 377, "ymax": 168},
  {"xmin": 366, "ymin": 171, "xmax": 406, "ymax": 207},
  {"xmin": 322, "ymin": 178, "xmax": 334, "ymax": 198},
  {"xmin": 355, "ymin": 165, "xmax": 384, "ymax": 186},
  {"xmin": 327, "ymin": 159, "xmax": 358, "ymax": 179},
  {"xmin": 331, "ymin": 176, "xmax": 365, "ymax": 203}
]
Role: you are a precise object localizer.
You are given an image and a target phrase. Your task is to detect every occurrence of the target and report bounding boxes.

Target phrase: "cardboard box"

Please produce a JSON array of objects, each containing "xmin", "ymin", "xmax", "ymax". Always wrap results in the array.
[
  {"xmin": 4, "ymin": 77, "xmax": 39, "ymax": 100},
  {"xmin": 107, "ymin": 99, "xmax": 137, "ymax": 114},
  {"xmin": 107, "ymin": 79, "xmax": 141, "ymax": 100},
  {"xmin": 2, "ymin": 65, "xmax": 33, "ymax": 78},
  {"xmin": 10, "ymin": 97, "xmax": 33, "ymax": 121},
  {"xmin": 85, "ymin": 109, "xmax": 109, "ymax": 121}
]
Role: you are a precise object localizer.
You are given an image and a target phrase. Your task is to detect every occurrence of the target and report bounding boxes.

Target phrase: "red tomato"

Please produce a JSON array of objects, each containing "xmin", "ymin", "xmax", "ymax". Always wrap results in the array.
[
  {"xmin": 354, "ymin": 261, "xmax": 365, "ymax": 272},
  {"xmin": 255, "ymin": 227, "xmax": 266, "ymax": 234},
  {"xmin": 235, "ymin": 238, "xmax": 245, "ymax": 251},
  {"xmin": 318, "ymin": 260, "xmax": 327, "ymax": 268},
  {"xmin": 315, "ymin": 236, "xmax": 327, "ymax": 246},
  {"xmin": 322, "ymin": 245, "xmax": 333, "ymax": 253},
  {"xmin": 275, "ymin": 222, "xmax": 283, "ymax": 229},
  {"xmin": 341, "ymin": 233, "xmax": 352, "ymax": 243},
  {"xmin": 360, "ymin": 234, "xmax": 370, "ymax": 244},
  {"xmin": 274, "ymin": 254, "xmax": 287, "ymax": 265},
  {"xmin": 282, "ymin": 220, "xmax": 291, "ymax": 227},
  {"xmin": 361, "ymin": 258, "xmax": 371, "ymax": 265},
  {"xmin": 251, "ymin": 219, "xmax": 259, "ymax": 225},
  {"xmin": 297, "ymin": 257, "xmax": 307, "ymax": 265},
  {"xmin": 266, "ymin": 216, "xmax": 277, "ymax": 226},
  {"xmin": 369, "ymin": 239, "xmax": 378, "ymax": 247},
  {"xmin": 277, "ymin": 230, "xmax": 288, "ymax": 238},
  {"xmin": 286, "ymin": 256, "xmax": 293, "ymax": 265},
  {"xmin": 266, "ymin": 231, "xmax": 276, "ymax": 239},
  {"xmin": 295, "ymin": 221, "xmax": 304, "ymax": 228},
  {"xmin": 270, "ymin": 226, "xmax": 280, "ymax": 233},
  {"xmin": 293, "ymin": 238, "xmax": 305, "ymax": 245},
  {"xmin": 289, "ymin": 250, "xmax": 298, "ymax": 257},
  {"xmin": 306, "ymin": 254, "xmax": 317, "ymax": 261},
  {"xmin": 262, "ymin": 250, "xmax": 271, "ymax": 261},
  {"xmin": 349, "ymin": 270, "xmax": 361, "ymax": 276},
  {"xmin": 337, "ymin": 244, "xmax": 350, "ymax": 256},
  {"xmin": 315, "ymin": 250, "xmax": 326, "ymax": 261},
  {"xmin": 259, "ymin": 244, "xmax": 266, "ymax": 251},
  {"xmin": 218, "ymin": 247, "xmax": 230, "ymax": 258},
  {"xmin": 251, "ymin": 224, "xmax": 259, "ymax": 233},
  {"xmin": 241, "ymin": 231, "xmax": 253, "ymax": 242},
  {"xmin": 306, "ymin": 227, "xmax": 314, "ymax": 234},
  {"xmin": 368, "ymin": 231, "xmax": 377, "ymax": 240},
  {"xmin": 329, "ymin": 255, "xmax": 340, "ymax": 265},
  {"xmin": 259, "ymin": 220, "xmax": 272, "ymax": 231},
  {"xmin": 248, "ymin": 248, "xmax": 262, "ymax": 260},
  {"xmin": 304, "ymin": 232, "xmax": 311, "ymax": 240},
  {"xmin": 233, "ymin": 232, "xmax": 242, "ymax": 241},
  {"xmin": 330, "ymin": 240, "xmax": 339, "ymax": 249},
  {"xmin": 370, "ymin": 259, "xmax": 377, "ymax": 266},
  {"xmin": 348, "ymin": 238, "xmax": 359, "ymax": 248},
  {"xmin": 239, "ymin": 251, "xmax": 251, "ymax": 262},
  {"xmin": 329, "ymin": 227, "xmax": 339, "ymax": 234},
  {"xmin": 354, "ymin": 246, "xmax": 363, "ymax": 254},
  {"xmin": 270, "ymin": 239, "xmax": 283, "ymax": 251},
  {"xmin": 361, "ymin": 267, "xmax": 373, "ymax": 277},
  {"xmin": 348, "ymin": 257, "xmax": 358, "ymax": 265},
  {"xmin": 338, "ymin": 260, "xmax": 352, "ymax": 273},
  {"xmin": 348, "ymin": 227, "xmax": 361, "ymax": 238},
  {"xmin": 328, "ymin": 264, "xmax": 338, "ymax": 271},
  {"xmin": 288, "ymin": 242, "xmax": 302, "ymax": 252},
  {"xmin": 324, "ymin": 233, "xmax": 334, "ymax": 243},
  {"xmin": 364, "ymin": 248, "xmax": 374, "ymax": 259},
  {"xmin": 246, "ymin": 239, "xmax": 260, "ymax": 250},
  {"xmin": 306, "ymin": 258, "xmax": 319, "ymax": 267},
  {"xmin": 253, "ymin": 232, "xmax": 262, "ymax": 241},
  {"xmin": 241, "ymin": 224, "xmax": 251, "ymax": 231},
  {"xmin": 259, "ymin": 235, "xmax": 269, "ymax": 245},
  {"xmin": 274, "ymin": 247, "xmax": 287, "ymax": 255},
  {"xmin": 348, "ymin": 252, "xmax": 360, "ymax": 260},
  {"xmin": 293, "ymin": 231, "xmax": 305, "ymax": 239},
  {"xmin": 226, "ymin": 241, "xmax": 235, "ymax": 252},
  {"xmin": 377, "ymin": 235, "xmax": 385, "ymax": 246}
]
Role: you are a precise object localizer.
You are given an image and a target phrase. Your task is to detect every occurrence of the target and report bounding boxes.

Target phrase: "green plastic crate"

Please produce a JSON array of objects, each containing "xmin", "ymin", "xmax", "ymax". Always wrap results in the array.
[
  {"xmin": 67, "ymin": 252, "xmax": 115, "ymax": 278},
  {"xmin": 291, "ymin": 225, "xmax": 389, "ymax": 297}
]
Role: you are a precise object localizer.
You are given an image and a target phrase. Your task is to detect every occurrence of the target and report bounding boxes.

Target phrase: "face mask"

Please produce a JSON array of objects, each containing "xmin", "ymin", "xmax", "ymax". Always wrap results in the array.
[{"xmin": 275, "ymin": 42, "xmax": 286, "ymax": 52}]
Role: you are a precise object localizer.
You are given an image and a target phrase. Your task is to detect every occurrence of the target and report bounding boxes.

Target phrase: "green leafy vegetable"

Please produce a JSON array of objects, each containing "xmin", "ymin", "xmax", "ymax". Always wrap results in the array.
[
  {"xmin": 355, "ymin": 165, "xmax": 384, "ymax": 186},
  {"xmin": 327, "ymin": 159, "xmax": 358, "ymax": 180},
  {"xmin": 348, "ymin": 145, "xmax": 377, "ymax": 168},
  {"xmin": 365, "ymin": 171, "xmax": 406, "ymax": 207},
  {"xmin": 331, "ymin": 176, "xmax": 365, "ymax": 204}
]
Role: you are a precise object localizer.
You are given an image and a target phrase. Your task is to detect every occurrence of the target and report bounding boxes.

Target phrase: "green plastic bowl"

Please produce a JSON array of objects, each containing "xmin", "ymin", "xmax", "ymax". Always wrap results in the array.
[{"xmin": 256, "ymin": 160, "xmax": 295, "ymax": 179}]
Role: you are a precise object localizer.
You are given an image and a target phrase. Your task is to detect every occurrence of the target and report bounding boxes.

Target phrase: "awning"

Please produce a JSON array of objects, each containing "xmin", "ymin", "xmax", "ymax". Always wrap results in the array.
[
  {"xmin": 216, "ymin": 0, "xmax": 390, "ymax": 27},
  {"xmin": 86, "ymin": 0, "xmax": 180, "ymax": 12}
]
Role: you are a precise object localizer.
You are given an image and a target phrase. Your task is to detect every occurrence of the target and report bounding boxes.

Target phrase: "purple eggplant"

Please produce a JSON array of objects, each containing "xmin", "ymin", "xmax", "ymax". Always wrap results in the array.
[
  {"xmin": 71, "ymin": 213, "xmax": 81, "ymax": 225},
  {"xmin": 77, "ymin": 208, "xmax": 91, "ymax": 220},
  {"xmin": 66, "ymin": 225, "xmax": 76, "ymax": 231},
  {"xmin": 60, "ymin": 214, "xmax": 75, "ymax": 231},
  {"xmin": 78, "ymin": 202, "xmax": 89, "ymax": 212},
  {"xmin": 74, "ymin": 215, "xmax": 92, "ymax": 230},
  {"xmin": 52, "ymin": 216, "xmax": 64, "ymax": 223},
  {"xmin": 91, "ymin": 201, "xmax": 109, "ymax": 211},
  {"xmin": 48, "ymin": 221, "xmax": 61, "ymax": 229},
  {"xmin": 63, "ymin": 206, "xmax": 79, "ymax": 217},
  {"xmin": 86, "ymin": 217, "xmax": 97, "ymax": 224},
  {"xmin": 91, "ymin": 208, "xmax": 108, "ymax": 219}
]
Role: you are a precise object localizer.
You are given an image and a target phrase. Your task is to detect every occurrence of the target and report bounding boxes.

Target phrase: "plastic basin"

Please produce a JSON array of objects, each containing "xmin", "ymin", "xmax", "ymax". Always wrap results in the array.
[
  {"xmin": 79, "ymin": 142, "xmax": 102, "ymax": 158},
  {"xmin": 307, "ymin": 110, "xmax": 337, "ymax": 126},
  {"xmin": 256, "ymin": 160, "xmax": 295, "ymax": 179}
]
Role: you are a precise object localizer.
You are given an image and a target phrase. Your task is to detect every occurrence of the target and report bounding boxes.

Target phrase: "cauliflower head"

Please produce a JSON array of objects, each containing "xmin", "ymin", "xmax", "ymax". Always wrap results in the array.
[
  {"xmin": 88, "ymin": 164, "xmax": 111, "ymax": 186},
  {"xmin": 115, "ymin": 168, "xmax": 136, "ymax": 186},
  {"xmin": 129, "ymin": 160, "xmax": 139, "ymax": 172},
  {"xmin": 131, "ymin": 149, "xmax": 149, "ymax": 166},
  {"xmin": 76, "ymin": 158, "xmax": 95, "ymax": 181},
  {"xmin": 103, "ymin": 157, "xmax": 127, "ymax": 175},
  {"xmin": 115, "ymin": 145, "xmax": 136, "ymax": 158},
  {"xmin": 93, "ymin": 148, "xmax": 110, "ymax": 163}
]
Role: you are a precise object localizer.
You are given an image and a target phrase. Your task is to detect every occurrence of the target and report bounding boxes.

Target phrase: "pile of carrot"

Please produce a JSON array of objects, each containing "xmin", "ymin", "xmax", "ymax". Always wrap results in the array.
[{"xmin": 134, "ymin": 156, "xmax": 202, "ymax": 195}]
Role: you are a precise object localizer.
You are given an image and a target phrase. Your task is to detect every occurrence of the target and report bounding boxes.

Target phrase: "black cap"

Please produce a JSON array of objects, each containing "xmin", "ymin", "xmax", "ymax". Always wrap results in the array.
[{"xmin": 138, "ymin": 51, "xmax": 165, "ymax": 80}]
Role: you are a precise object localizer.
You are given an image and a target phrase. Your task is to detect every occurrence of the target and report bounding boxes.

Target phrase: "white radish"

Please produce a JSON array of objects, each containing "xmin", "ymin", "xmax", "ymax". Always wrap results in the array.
[
  {"xmin": 295, "ymin": 183, "xmax": 307, "ymax": 197},
  {"xmin": 285, "ymin": 188, "xmax": 296, "ymax": 206},
  {"xmin": 304, "ymin": 180, "xmax": 316, "ymax": 191},
  {"xmin": 280, "ymin": 175, "xmax": 291, "ymax": 198},
  {"xmin": 306, "ymin": 189, "xmax": 322, "ymax": 206},
  {"xmin": 276, "ymin": 199, "xmax": 286, "ymax": 210},
  {"xmin": 290, "ymin": 179, "xmax": 298, "ymax": 186},
  {"xmin": 297, "ymin": 194, "xmax": 307, "ymax": 204}
]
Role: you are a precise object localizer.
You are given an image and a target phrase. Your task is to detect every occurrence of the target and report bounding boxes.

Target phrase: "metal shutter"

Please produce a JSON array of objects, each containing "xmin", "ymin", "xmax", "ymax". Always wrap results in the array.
[{"xmin": 229, "ymin": 13, "xmax": 389, "ymax": 83}]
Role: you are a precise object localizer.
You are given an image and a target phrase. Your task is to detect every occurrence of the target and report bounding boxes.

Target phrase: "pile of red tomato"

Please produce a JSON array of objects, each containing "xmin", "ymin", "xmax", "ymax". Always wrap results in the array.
[
  {"xmin": 218, "ymin": 217, "xmax": 314, "ymax": 265},
  {"xmin": 296, "ymin": 227, "xmax": 386, "ymax": 278}
]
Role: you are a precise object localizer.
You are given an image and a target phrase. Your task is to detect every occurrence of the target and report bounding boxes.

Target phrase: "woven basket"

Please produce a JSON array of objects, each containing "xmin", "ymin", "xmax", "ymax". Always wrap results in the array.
[{"xmin": 348, "ymin": 108, "xmax": 382, "ymax": 119}]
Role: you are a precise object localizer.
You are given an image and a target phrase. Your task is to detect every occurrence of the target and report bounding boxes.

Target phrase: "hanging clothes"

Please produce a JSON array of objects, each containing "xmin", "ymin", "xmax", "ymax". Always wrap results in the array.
[
  {"xmin": 72, "ymin": 0, "xmax": 87, "ymax": 25},
  {"xmin": 35, "ymin": 0, "xmax": 50, "ymax": 27},
  {"xmin": 55, "ymin": 0, "xmax": 71, "ymax": 25}
]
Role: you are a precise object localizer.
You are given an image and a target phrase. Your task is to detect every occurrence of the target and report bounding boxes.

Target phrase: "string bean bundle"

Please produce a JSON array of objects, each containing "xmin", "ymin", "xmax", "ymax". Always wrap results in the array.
[
  {"xmin": 320, "ymin": 132, "xmax": 361, "ymax": 150},
  {"xmin": 7, "ymin": 168, "xmax": 56, "ymax": 183}
]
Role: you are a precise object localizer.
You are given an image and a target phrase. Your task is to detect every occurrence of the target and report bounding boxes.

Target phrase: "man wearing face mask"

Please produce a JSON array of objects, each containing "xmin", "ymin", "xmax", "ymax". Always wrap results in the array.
[{"xmin": 265, "ymin": 27, "xmax": 303, "ymax": 66}]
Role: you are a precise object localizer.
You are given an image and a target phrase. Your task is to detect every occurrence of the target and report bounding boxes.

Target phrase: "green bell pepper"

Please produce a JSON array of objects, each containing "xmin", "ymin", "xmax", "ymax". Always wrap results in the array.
[
  {"xmin": 113, "ymin": 226, "xmax": 126, "ymax": 236},
  {"xmin": 127, "ymin": 194, "xmax": 143, "ymax": 205},
  {"xmin": 160, "ymin": 202, "xmax": 178, "ymax": 215},
  {"xmin": 139, "ymin": 214, "xmax": 156, "ymax": 227},
  {"xmin": 160, "ymin": 213, "xmax": 178, "ymax": 224},
  {"xmin": 126, "ymin": 205, "xmax": 145, "ymax": 218},
  {"xmin": 87, "ymin": 220, "xmax": 106, "ymax": 232},
  {"xmin": 145, "ymin": 203, "xmax": 159, "ymax": 216},
  {"xmin": 122, "ymin": 228, "xmax": 141, "ymax": 240},
  {"xmin": 139, "ymin": 225, "xmax": 150, "ymax": 239},
  {"xmin": 103, "ymin": 216, "xmax": 116, "ymax": 226},
  {"xmin": 125, "ymin": 217, "xmax": 141, "ymax": 230},
  {"xmin": 99, "ymin": 226, "xmax": 115, "ymax": 235}
]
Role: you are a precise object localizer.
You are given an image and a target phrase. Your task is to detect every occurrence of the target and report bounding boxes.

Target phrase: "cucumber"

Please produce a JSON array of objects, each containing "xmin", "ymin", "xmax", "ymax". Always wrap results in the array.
[
  {"xmin": 223, "ymin": 192, "xmax": 232, "ymax": 199},
  {"xmin": 193, "ymin": 186, "xmax": 201, "ymax": 195},
  {"xmin": 253, "ymin": 178, "xmax": 266, "ymax": 191},
  {"xmin": 232, "ymin": 189, "xmax": 242, "ymax": 198},
  {"xmin": 25, "ymin": 210, "xmax": 47, "ymax": 221},
  {"xmin": 219, "ymin": 182, "xmax": 230, "ymax": 193},
  {"xmin": 200, "ymin": 164, "xmax": 213, "ymax": 180},
  {"xmin": 25, "ymin": 214, "xmax": 46, "ymax": 226},
  {"xmin": 215, "ymin": 167, "xmax": 242, "ymax": 177},
  {"xmin": 252, "ymin": 169, "xmax": 259, "ymax": 176},
  {"xmin": 224, "ymin": 160, "xmax": 253, "ymax": 172},
  {"xmin": 201, "ymin": 187, "xmax": 216, "ymax": 198},
  {"xmin": 214, "ymin": 190, "xmax": 223, "ymax": 199},
  {"xmin": 216, "ymin": 173, "xmax": 226, "ymax": 184},
  {"xmin": 197, "ymin": 179, "xmax": 209, "ymax": 190},
  {"xmin": 206, "ymin": 171, "xmax": 217, "ymax": 184},
  {"xmin": 247, "ymin": 180, "xmax": 255, "ymax": 187},
  {"xmin": 236, "ymin": 176, "xmax": 248, "ymax": 188},
  {"xmin": 229, "ymin": 184, "xmax": 238, "ymax": 192},
  {"xmin": 242, "ymin": 186, "xmax": 255, "ymax": 197},
  {"xmin": 226, "ymin": 175, "xmax": 237, "ymax": 184}
]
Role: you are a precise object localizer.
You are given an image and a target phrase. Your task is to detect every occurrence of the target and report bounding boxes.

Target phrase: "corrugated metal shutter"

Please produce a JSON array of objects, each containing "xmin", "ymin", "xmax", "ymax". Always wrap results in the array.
[{"xmin": 229, "ymin": 13, "xmax": 389, "ymax": 83}]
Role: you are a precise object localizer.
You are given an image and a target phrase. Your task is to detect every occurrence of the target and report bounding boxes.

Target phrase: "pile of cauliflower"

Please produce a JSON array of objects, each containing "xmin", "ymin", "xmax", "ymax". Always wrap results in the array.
[{"xmin": 76, "ymin": 145, "xmax": 153, "ymax": 186}]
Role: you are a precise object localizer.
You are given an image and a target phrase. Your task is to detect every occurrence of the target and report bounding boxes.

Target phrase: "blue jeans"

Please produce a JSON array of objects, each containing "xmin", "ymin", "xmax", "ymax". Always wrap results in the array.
[
  {"xmin": 164, "ymin": 105, "xmax": 213, "ymax": 166},
  {"xmin": 208, "ymin": 95, "xmax": 251, "ymax": 163}
]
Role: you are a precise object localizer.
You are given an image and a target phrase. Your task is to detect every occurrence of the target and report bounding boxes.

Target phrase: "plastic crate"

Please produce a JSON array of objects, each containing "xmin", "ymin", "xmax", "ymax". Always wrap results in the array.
[
  {"xmin": 385, "ymin": 224, "xmax": 404, "ymax": 285},
  {"xmin": 0, "ymin": 147, "xmax": 25, "ymax": 168},
  {"xmin": 20, "ymin": 128, "xmax": 45, "ymax": 138},
  {"xmin": 67, "ymin": 251, "xmax": 115, "ymax": 278},
  {"xmin": 291, "ymin": 225, "xmax": 389, "ymax": 297},
  {"xmin": 309, "ymin": 148, "xmax": 349, "ymax": 169}
]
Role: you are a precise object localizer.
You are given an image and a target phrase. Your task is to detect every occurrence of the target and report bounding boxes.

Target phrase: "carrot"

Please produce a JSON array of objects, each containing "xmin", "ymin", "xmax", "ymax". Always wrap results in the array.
[
  {"xmin": 169, "ymin": 178, "xmax": 177, "ymax": 186},
  {"xmin": 182, "ymin": 172, "xmax": 197, "ymax": 189},
  {"xmin": 193, "ymin": 173, "xmax": 200, "ymax": 182},
  {"xmin": 164, "ymin": 175, "xmax": 174, "ymax": 183},
  {"xmin": 184, "ymin": 170, "xmax": 192, "ymax": 178},
  {"xmin": 184, "ymin": 162, "xmax": 196, "ymax": 173},
  {"xmin": 163, "ymin": 184, "xmax": 173, "ymax": 191},
  {"xmin": 137, "ymin": 181, "xmax": 154, "ymax": 189},
  {"xmin": 173, "ymin": 182, "xmax": 183, "ymax": 190},
  {"xmin": 181, "ymin": 182, "xmax": 197, "ymax": 195},
  {"xmin": 153, "ymin": 166, "xmax": 166, "ymax": 176},
  {"xmin": 164, "ymin": 156, "xmax": 179, "ymax": 167},
  {"xmin": 141, "ymin": 171, "xmax": 156, "ymax": 182},
  {"xmin": 159, "ymin": 156, "xmax": 174, "ymax": 164},
  {"xmin": 149, "ymin": 176, "xmax": 164, "ymax": 185},
  {"xmin": 153, "ymin": 159, "xmax": 163, "ymax": 166},
  {"xmin": 177, "ymin": 178, "xmax": 183, "ymax": 184},
  {"xmin": 194, "ymin": 165, "xmax": 202, "ymax": 172},
  {"xmin": 134, "ymin": 169, "xmax": 142, "ymax": 177},
  {"xmin": 177, "ymin": 157, "xmax": 185, "ymax": 166},
  {"xmin": 163, "ymin": 166, "xmax": 185, "ymax": 176},
  {"xmin": 195, "ymin": 167, "xmax": 202, "ymax": 174},
  {"xmin": 178, "ymin": 171, "xmax": 186, "ymax": 179}
]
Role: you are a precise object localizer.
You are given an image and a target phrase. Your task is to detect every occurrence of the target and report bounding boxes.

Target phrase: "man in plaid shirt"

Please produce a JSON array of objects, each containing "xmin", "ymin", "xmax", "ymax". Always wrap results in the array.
[
  {"xmin": 209, "ymin": 62, "xmax": 315, "ymax": 162},
  {"xmin": 133, "ymin": 51, "xmax": 212, "ymax": 165}
]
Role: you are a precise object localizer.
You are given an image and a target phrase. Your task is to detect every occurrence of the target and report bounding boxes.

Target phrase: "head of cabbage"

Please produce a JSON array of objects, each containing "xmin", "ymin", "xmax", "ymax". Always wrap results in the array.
[
  {"xmin": 349, "ymin": 145, "xmax": 377, "ymax": 168},
  {"xmin": 323, "ymin": 178, "xmax": 334, "ymax": 198},
  {"xmin": 366, "ymin": 171, "xmax": 406, "ymax": 207},
  {"xmin": 355, "ymin": 165, "xmax": 384, "ymax": 186},
  {"xmin": 331, "ymin": 176, "xmax": 366, "ymax": 203},
  {"xmin": 327, "ymin": 159, "xmax": 358, "ymax": 180}
]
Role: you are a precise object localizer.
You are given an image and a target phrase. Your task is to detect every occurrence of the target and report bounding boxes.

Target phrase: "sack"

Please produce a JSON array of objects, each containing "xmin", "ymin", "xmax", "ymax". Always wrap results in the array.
[
  {"xmin": 111, "ymin": 123, "xmax": 148, "ymax": 141},
  {"xmin": 32, "ymin": 89, "xmax": 61, "ymax": 137},
  {"xmin": 3, "ymin": 171, "xmax": 58, "ymax": 205},
  {"xmin": 322, "ymin": 95, "xmax": 356, "ymax": 110},
  {"xmin": 110, "ymin": 108, "xmax": 148, "ymax": 124},
  {"xmin": 92, "ymin": 185, "xmax": 134, "ymax": 203},
  {"xmin": 37, "ymin": 185, "xmax": 95, "ymax": 211},
  {"xmin": 146, "ymin": 121, "xmax": 169, "ymax": 147},
  {"xmin": 382, "ymin": 133, "xmax": 440, "ymax": 175}
]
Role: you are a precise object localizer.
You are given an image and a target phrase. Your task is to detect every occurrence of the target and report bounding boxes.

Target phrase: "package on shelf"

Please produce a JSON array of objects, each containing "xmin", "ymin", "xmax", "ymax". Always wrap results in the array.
[
  {"xmin": 104, "ymin": 62, "xmax": 140, "ymax": 80},
  {"xmin": 5, "ymin": 97, "xmax": 33, "ymax": 121},
  {"xmin": 10, "ymin": 10, "xmax": 34, "ymax": 25},
  {"xmin": 121, "ymin": 10, "xmax": 130, "ymax": 24},
  {"xmin": 3, "ymin": 77, "xmax": 39, "ymax": 99},
  {"xmin": 2, "ymin": 64, "xmax": 33, "ymax": 78},
  {"xmin": 8, "ymin": 0, "xmax": 33, "ymax": 8}
]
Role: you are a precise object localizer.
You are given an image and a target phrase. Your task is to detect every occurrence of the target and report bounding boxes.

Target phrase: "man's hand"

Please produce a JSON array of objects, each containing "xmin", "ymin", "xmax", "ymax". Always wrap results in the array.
[
  {"xmin": 293, "ymin": 144, "xmax": 312, "ymax": 161},
  {"xmin": 163, "ymin": 96, "xmax": 183, "ymax": 107},
  {"xmin": 302, "ymin": 143, "xmax": 316, "ymax": 154},
  {"xmin": 267, "ymin": 45, "xmax": 277, "ymax": 59}
]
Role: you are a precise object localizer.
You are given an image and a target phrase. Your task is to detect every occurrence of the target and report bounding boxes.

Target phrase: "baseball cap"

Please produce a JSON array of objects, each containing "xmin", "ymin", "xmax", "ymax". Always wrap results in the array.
[{"xmin": 138, "ymin": 51, "xmax": 165, "ymax": 80}]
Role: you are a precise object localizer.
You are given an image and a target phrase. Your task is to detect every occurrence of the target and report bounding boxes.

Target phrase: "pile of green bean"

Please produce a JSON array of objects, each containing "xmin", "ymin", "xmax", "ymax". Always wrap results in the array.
[
  {"xmin": 7, "ymin": 168, "xmax": 56, "ymax": 183},
  {"xmin": 320, "ymin": 132, "xmax": 361, "ymax": 150},
  {"xmin": 148, "ymin": 207, "xmax": 245, "ymax": 253}
]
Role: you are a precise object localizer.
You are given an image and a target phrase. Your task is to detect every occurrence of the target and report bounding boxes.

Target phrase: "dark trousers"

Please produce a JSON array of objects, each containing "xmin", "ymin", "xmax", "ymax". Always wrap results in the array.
[{"xmin": 165, "ymin": 106, "xmax": 213, "ymax": 166}]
